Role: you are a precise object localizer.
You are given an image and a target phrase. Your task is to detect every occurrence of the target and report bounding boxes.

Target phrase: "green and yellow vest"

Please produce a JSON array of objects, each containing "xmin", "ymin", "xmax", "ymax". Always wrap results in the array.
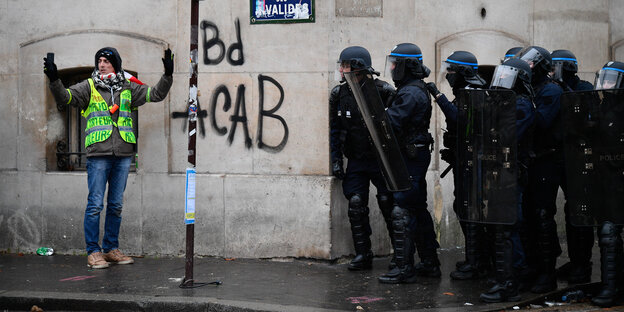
[{"xmin": 83, "ymin": 78, "xmax": 136, "ymax": 148}]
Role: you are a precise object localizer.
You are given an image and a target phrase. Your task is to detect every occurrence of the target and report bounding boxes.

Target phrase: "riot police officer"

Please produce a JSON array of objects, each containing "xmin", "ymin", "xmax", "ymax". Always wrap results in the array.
[
  {"xmin": 516, "ymin": 46, "xmax": 565, "ymax": 294},
  {"xmin": 551, "ymin": 49, "xmax": 593, "ymax": 92},
  {"xmin": 425, "ymin": 51, "xmax": 493, "ymax": 280},
  {"xmin": 479, "ymin": 58, "xmax": 535, "ymax": 303},
  {"xmin": 594, "ymin": 61, "xmax": 624, "ymax": 91},
  {"xmin": 590, "ymin": 61, "xmax": 624, "ymax": 307},
  {"xmin": 377, "ymin": 43, "xmax": 440, "ymax": 284},
  {"xmin": 330, "ymin": 46, "xmax": 396, "ymax": 271},
  {"xmin": 550, "ymin": 49, "xmax": 595, "ymax": 285}
]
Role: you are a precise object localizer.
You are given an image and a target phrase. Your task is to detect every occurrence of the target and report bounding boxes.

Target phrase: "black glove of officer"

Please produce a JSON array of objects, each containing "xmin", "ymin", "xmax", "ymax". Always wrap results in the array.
[
  {"xmin": 43, "ymin": 56, "xmax": 58, "ymax": 82},
  {"xmin": 440, "ymin": 148, "xmax": 455, "ymax": 165},
  {"xmin": 332, "ymin": 160, "xmax": 345, "ymax": 180},
  {"xmin": 162, "ymin": 48, "xmax": 174, "ymax": 76},
  {"xmin": 426, "ymin": 82, "xmax": 441, "ymax": 99}
]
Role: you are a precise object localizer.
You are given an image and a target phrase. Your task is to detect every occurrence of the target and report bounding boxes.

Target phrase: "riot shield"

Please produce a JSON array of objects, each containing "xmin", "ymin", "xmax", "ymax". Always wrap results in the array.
[
  {"xmin": 561, "ymin": 90, "xmax": 624, "ymax": 226},
  {"xmin": 343, "ymin": 70, "xmax": 411, "ymax": 192},
  {"xmin": 456, "ymin": 89, "xmax": 518, "ymax": 225}
]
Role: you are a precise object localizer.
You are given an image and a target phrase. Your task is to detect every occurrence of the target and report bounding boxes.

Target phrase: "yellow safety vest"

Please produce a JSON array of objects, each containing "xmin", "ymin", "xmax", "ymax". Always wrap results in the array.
[{"xmin": 83, "ymin": 78, "xmax": 136, "ymax": 148}]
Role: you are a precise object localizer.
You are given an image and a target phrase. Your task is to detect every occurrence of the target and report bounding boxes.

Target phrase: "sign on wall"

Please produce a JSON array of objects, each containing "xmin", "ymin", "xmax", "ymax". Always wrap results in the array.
[{"xmin": 250, "ymin": 0, "xmax": 315, "ymax": 24}]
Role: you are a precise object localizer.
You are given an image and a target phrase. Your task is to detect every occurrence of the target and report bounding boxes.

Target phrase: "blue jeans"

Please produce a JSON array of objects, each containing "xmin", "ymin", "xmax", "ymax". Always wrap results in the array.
[{"xmin": 84, "ymin": 156, "xmax": 132, "ymax": 255}]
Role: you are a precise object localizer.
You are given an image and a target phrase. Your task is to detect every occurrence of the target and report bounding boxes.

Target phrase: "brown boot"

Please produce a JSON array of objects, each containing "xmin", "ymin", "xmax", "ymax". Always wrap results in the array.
[
  {"xmin": 87, "ymin": 252, "xmax": 109, "ymax": 269},
  {"xmin": 103, "ymin": 249, "xmax": 134, "ymax": 265}
]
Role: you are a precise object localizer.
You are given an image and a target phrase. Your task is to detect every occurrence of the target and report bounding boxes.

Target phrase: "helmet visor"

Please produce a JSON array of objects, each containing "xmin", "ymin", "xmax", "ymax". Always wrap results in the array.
[
  {"xmin": 439, "ymin": 62, "xmax": 454, "ymax": 79},
  {"xmin": 385, "ymin": 55, "xmax": 405, "ymax": 81},
  {"xmin": 551, "ymin": 62, "xmax": 563, "ymax": 81},
  {"xmin": 490, "ymin": 65, "xmax": 519, "ymax": 90},
  {"xmin": 595, "ymin": 68, "xmax": 624, "ymax": 90},
  {"xmin": 516, "ymin": 47, "xmax": 544, "ymax": 69}
]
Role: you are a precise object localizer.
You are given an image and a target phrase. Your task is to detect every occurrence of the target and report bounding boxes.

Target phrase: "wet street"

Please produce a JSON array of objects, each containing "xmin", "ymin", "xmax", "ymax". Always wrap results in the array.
[{"xmin": 1, "ymin": 246, "xmax": 620, "ymax": 311}]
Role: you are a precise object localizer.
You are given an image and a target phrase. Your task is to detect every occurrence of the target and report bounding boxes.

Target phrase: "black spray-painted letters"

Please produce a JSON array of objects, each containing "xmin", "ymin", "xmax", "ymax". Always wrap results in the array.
[
  {"xmin": 201, "ymin": 18, "xmax": 244, "ymax": 66},
  {"xmin": 210, "ymin": 75, "xmax": 288, "ymax": 152}
]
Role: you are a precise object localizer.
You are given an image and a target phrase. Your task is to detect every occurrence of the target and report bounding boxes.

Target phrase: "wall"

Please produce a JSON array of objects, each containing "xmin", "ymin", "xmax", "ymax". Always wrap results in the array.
[{"xmin": 0, "ymin": 0, "xmax": 620, "ymax": 259}]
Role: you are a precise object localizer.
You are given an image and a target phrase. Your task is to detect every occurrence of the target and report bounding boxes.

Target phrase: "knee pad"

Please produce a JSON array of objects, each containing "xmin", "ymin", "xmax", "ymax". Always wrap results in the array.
[
  {"xmin": 348, "ymin": 194, "xmax": 369, "ymax": 219},
  {"xmin": 599, "ymin": 222, "xmax": 620, "ymax": 246},
  {"xmin": 349, "ymin": 194, "xmax": 367, "ymax": 207},
  {"xmin": 538, "ymin": 208, "xmax": 550, "ymax": 220},
  {"xmin": 391, "ymin": 205, "xmax": 410, "ymax": 232}
]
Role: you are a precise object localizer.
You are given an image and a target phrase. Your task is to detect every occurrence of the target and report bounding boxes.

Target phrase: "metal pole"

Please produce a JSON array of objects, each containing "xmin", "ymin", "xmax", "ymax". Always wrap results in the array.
[{"xmin": 182, "ymin": 0, "xmax": 199, "ymax": 288}]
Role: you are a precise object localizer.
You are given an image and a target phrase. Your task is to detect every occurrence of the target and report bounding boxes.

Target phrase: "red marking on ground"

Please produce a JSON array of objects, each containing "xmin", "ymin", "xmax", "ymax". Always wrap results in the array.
[
  {"xmin": 60, "ymin": 275, "xmax": 97, "ymax": 282},
  {"xmin": 347, "ymin": 296, "xmax": 384, "ymax": 304}
]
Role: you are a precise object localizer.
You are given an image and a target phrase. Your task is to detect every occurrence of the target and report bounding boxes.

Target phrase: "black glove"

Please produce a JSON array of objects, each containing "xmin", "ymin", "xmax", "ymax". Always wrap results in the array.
[
  {"xmin": 440, "ymin": 148, "xmax": 456, "ymax": 165},
  {"xmin": 332, "ymin": 160, "xmax": 345, "ymax": 180},
  {"xmin": 162, "ymin": 48, "xmax": 174, "ymax": 76},
  {"xmin": 43, "ymin": 56, "xmax": 58, "ymax": 82},
  {"xmin": 426, "ymin": 82, "xmax": 440, "ymax": 98}
]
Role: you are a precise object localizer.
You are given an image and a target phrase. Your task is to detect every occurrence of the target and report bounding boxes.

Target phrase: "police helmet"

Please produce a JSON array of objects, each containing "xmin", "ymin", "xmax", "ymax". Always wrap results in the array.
[
  {"xmin": 551, "ymin": 49, "xmax": 578, "ymax": 73},
  {"xmin": 491, "ymin": 58, "xmax": 532, "ymax": 95},
  {"xmin": 595, "ymin": 61, "xmax": 624, "ymax": 90},
  {"xmin": 515, "ymin": 46, "xmax": 552, "ymax": 75},
  {"xmin": 385, "ymin": 43, "xmax": 430, "ymax": 81},
  {"xmin": 502, "ymin": 47, "xmax": 522, "ymax": 63},
  {"xmin": 335, "ymin": 46, "xmax": 374, "ymax": 81},
  {"xmin": 441, "ymin": 51, "xmax": 486, "ymax": 87},
  {"xmin": 338, "ymin": 46, "xmax": 372, "ymax": 70}
]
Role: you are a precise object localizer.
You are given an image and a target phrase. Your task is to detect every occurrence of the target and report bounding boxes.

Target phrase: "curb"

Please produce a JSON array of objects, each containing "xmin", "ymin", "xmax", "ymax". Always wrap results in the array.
[{"xmin": 0, "ymin": 291, "xmax": 345, "ymax": 312}]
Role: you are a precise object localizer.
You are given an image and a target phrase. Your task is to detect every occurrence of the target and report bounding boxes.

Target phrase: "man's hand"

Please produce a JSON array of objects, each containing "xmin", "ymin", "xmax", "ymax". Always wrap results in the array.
[
  {"xmin": 43, "ymin": 56, "xmax": 58, "ymax": 82},
  {"xmin": 162, "ymin": 48, "xmax": 174, "ymax": 76},
  {"xmin": 332, "ymin": 160, "xmax": 345, "ymax": 180},
  {"xmin": 426, "ymin": 82, "xmax": 440, "ymax": 98}
]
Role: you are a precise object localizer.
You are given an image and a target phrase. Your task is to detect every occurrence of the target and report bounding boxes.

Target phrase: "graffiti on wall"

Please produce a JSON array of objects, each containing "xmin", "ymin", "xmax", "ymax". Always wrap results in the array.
[
  {"xmin": 201, "ymin": 18, "xmax": 244, "ymax": 66},
  {"xmin": 171, "ymin": 101, "xmax": 208, "ymax": 137},
  {"xmin": 172, "ymin": 17, "xmax": 289, "ymax": 153}
]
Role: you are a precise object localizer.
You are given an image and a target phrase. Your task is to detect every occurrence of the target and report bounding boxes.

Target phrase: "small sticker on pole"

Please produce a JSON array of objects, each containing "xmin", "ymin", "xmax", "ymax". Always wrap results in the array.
[{"xmin": 185, "ymin": 168, "xmax": 196, "ymax": 224}]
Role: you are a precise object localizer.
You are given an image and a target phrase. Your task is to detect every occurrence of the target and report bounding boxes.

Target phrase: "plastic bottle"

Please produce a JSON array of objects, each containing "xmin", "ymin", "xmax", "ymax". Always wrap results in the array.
[
  {"xmin": 561, "ymin": 290, "xmax": 585, "ymax": 303},
  {"xmin": 36, "ymin": 247, "xmax": 54, "ymax": 256}
]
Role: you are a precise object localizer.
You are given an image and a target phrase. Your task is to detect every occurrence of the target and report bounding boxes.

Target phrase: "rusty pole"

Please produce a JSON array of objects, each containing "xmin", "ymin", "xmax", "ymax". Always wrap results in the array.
[{"xmin": 181, "ymin": 0, "xmax": 199, "ymax": 288}]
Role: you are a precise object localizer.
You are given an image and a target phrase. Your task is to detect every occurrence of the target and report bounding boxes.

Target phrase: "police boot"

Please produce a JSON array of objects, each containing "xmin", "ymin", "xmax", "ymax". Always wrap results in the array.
[
  {"xmin": 347, "ymin": 194, "xmax": 373, "ymax": 271},
  {"xmin": 592, "ymin": 222, "xmax": 622, "ymax": 307},
  {"xmin": 414, "ymin": 256, "xmax": 441, "ymax": 277},
  {"xmin": 379, "ymin": 206, "xmax": 417, "ymax": 284},
  {"xmin": 412, "ymin": 209, "xmax": 441, "ymax": 278},
  {"xmin": 480, "ymin": 228, "xmax": 521, "ymax": 303},
  {"xmin": 531, "ymin": 216, "xmax": 558, "ymax": 294},
  {"xmin": 377, "ymin": 193, "xmax": 397, "ymax": 270},
  {"xmin": 558, "ymin": 219, "xmax": 594, "ymax": 283},
  {"xmin": 451, "ymin": 222, "xmax": 487, "ymax": 280},
  {"xmin": 454, "ymin": 220, "xmax": 468, "ymax": 269}
]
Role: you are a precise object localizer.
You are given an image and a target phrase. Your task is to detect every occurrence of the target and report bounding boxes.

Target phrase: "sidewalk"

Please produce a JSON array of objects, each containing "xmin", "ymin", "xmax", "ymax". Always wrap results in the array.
[{"xmin": 0, "ymin": 248, "xmax": 617, "ymax": 311}]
